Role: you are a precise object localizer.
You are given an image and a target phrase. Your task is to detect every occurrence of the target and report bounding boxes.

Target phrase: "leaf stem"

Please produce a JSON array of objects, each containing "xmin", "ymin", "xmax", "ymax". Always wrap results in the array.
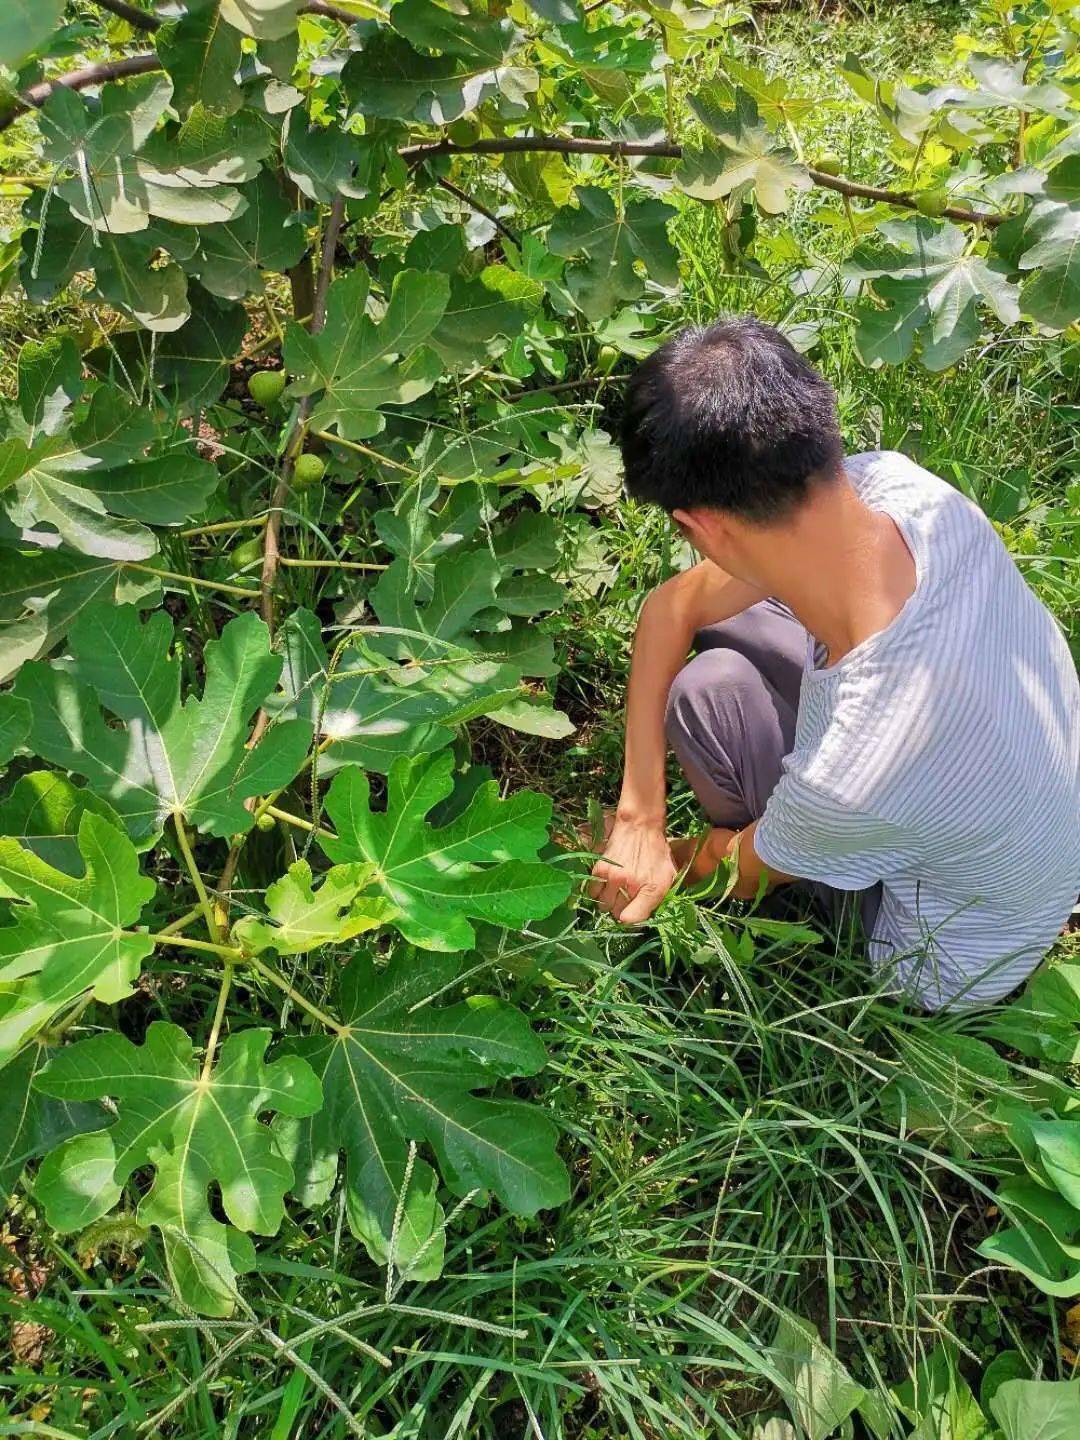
[
  {"xmin": 172, "ymin": 814, "xmax": 222, "ymax": 945},
  {"xmin": 158, "ymin": 905, "xmax": 204, "ymax": 937},
  {"xmin": 310, "ymin": 430, "xmax": 418, "ymax": 475},
  {"xmin": 143, "ymin": 931, "xmax": 241, "ymax": 960},
  {"xmin": 179, "ymin": 515, "xmax": 269, "ymax": 539},
  {"xmin": 245, "ymin": 951, "xmax": 346, "ymax": 1036},
  {"xmin": 279, "ymin": 556, "xmax": 388, "ymax": 571},
  {"xmin": 264, "ymin": 803, "xmax": 337, "ymax": 841},
  {"xmin": 127, "ymin": 563, "xmax": 260, "ymax": 601},
  {"xmin": 200, "ymin": 964, "xmax": 234, "ymax": 1081}
]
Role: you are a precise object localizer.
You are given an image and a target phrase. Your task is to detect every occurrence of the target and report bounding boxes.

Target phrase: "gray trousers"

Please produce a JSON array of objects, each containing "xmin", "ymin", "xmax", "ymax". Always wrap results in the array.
[{"xmin": 664, "ymin": 598, "xmax": 880, "ymax": 932}]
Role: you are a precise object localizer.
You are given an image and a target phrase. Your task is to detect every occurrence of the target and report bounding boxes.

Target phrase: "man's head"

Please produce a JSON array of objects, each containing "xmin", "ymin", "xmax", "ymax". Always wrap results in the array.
[{"xmin": 621, "ymin": 316, "xmax": 844, "ymax": 573}]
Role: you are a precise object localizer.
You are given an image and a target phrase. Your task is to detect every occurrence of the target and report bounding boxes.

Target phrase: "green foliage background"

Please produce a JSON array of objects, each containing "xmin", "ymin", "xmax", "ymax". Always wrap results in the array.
[{"xmin": 0, "ymin": 0, "xmax": 1078, "ymax": 1434}]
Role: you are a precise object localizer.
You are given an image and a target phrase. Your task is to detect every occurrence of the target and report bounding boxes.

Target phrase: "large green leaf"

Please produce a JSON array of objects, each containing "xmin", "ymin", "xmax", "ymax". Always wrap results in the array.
[
  {"xmin": 978, "ymin": 1177, "xmax": 1080, "ymax": 1297},
  {"xmin": 0, "ymin": 771, "xmax": 126, "ymax": 874},
  {"xmin": 270, "ymin": 608, "xmax": 520, "ymax": 774},
  {"xmin": 0, "ymin": 812, "xmax": 155, "ymax": 1065},
  {"xmin": 1025, "ymin": 1119, "xmax": 1080, "ymax": 1209},
  {"xmin": 840, "ymin": 53, "xmax": 962, "ymax": 148},
  {"xmin": 0, "ymin": 0, "xmax": 65, "ymax": 69},
  {"xmin": 770, "ymin": 1312, "xmax": 867, "ymax": 1440},
  {"xmin": 710, "ymin": 57, "xmax": 819, "ymax": 125},
  {"xmin": 34, "ymin": 1024, "xmax": 321, "ymax": 1315},
  {"xmin": 187, "ymin": 172, "xmax": 307, "ymax": 300},
  {"xmin": 986, "ymin": 964, "xmax": 1080, "ymax": 1066},
  {"xmin": 678, "ymin": 90, "xmax": 811, "ymax": 214},
  {"xmin": 427, "ymin": 273, "xmax": 533, "ymax": 370},
  {"xmin": 158, "ymin": 8, "xmax": 246, "ymax": 116},
  {"xmin": 894, "ymin": 1345, "xmax": 992, "ymax": 1440},
  {"xmin": 958, "ymin": 56, "xmax": 1074, "ymax": 120},
  {"xmin": 139, "ymin": 286, "xmax": 249, "ymax": 412},
  {"xmin": 319, "ymin": 752, "xmax": 571, "ymax": 950},
  {"xmin": 283, "ymin": 268, "xmax": 449, "ymax": 440},
  {"xmin": 0, "ymin": 544, "xmax": 159, "ymax": 683},
  {"xmin": 368, "ymin": 489, "xmax": 570, "ymax": 735},
  {"xmin": 1018, "ymin": 198, "xmax": 1080, "ymax": 331},
  {"xmin": 0, "ymin": 336, "xmax": 219, "ymax": 560},
  {"xmin": 283, "ymin": 116, "xmax": 372, "ymax": 204},
  {"xmin": 0, "ymin": 1043, "xmax": 104, "ymax": 1201},
  {"xmin": 282, "ymin": 950, "xmax": 569, "ymax": 1276},
  {"xmin": 883, "ymin": 1029, "xmax": 1010, "ymax": 1158},
  {"xmin": 39, "ymin": 83, "xmax": 264, "ymax": 235},
  {"xmin": 220, "ymin": 0, "xmax": 301, "ymax": 40},
  {"xmin": 13, "ymin": 605, "xmax": 312, "ymax": 842},
  {"xmin": 991, "ymin": 1379, "xmax": 1080, "ymax": 1440},
  {"xmin": 342, "ymin": 0, "xmax": 536, "ymax": 124},
  {"xmin": 541, "ymin": 20, "xmax": 658, "ymax": 108},
  {"xmin": 0, "ymin": 694, "xmax": 29, "ymax": 767},
  {"xmin": 547, "ymin": 187, "xmax": 678, "ymax": 321},
  {"xmin": 233, "ymin": 859, "xmax": 397, "ymax": 954},
  {"xmin": 19, "ymin": 203, "xmax": 191, "ymax": 333},
  {"xmin": 845, "ymin": 217, "xmax": 1020, "ymax": 369}
]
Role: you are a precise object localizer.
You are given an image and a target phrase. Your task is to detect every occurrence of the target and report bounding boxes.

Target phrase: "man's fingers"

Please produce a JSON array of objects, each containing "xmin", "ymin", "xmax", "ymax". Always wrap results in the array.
[
  {"xmin": 618, "ymin": 886, "xmax": 663, "ymax": 925},
  {"xmin": 588, "ymin": 861, "xmax": 638, "ymax": 914},
  {"xmin": 587, "ymin": 860, "xmax": 615, "ymax": 902}
]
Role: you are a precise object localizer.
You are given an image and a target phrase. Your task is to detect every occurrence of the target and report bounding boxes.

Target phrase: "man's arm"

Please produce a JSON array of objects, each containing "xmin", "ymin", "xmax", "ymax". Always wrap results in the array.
[{"xmin": 590, "ymin": 561, "xmax": 766, "ymax": 923}]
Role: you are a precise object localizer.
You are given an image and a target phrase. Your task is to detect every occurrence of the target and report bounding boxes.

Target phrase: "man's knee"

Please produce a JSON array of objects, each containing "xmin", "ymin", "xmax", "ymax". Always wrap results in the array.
[{"xmin": 665, "ymin": 647, "xmax": 763, "ymax": 749}]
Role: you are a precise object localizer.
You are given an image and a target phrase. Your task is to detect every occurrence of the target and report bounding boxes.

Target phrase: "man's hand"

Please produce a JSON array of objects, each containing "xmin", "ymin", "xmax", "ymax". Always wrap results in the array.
[{"xmin": 588, "ymin": 815, "xmax": 679, "ymax": 924}]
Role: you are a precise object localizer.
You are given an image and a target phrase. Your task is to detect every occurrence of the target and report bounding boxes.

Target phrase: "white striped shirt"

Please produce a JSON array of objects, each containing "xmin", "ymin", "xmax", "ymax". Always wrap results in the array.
[{"xmin": 755, "ymin": 451, "xmax": 1080, "ymax": 1009}]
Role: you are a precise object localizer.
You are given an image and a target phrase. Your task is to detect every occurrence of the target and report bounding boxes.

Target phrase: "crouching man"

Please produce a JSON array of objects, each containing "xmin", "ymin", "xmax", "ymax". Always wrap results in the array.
[{"xmin": 590, "ymin": 316, "xmax": 1079, "ymax": 1009}]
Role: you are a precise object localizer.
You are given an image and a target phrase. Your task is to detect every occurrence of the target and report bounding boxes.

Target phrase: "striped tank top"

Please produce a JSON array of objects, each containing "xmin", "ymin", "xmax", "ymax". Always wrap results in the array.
[{"xmin": 754, "ymin": 450, "xmax": 1079, "ymax": 1009}]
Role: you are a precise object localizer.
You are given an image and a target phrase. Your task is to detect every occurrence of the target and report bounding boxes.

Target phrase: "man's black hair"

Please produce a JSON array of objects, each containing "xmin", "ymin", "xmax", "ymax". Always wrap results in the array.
[{"xmin": 620, "ymin": 316, "xmax": 844, "ymax": 522}]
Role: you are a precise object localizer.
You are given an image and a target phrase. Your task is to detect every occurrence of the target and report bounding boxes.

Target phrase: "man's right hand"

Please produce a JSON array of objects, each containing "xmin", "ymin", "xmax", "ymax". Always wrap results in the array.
[{"xmin": 588, "ymin": 816, "xmax": 679, "ymax": 924}]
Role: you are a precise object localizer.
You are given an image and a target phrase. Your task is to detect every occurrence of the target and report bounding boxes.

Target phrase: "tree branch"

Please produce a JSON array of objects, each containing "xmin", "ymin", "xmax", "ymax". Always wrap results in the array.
[
  {"xmin": 0, "ymin": 53, "xmax": 161, "ymax": 132},
  {"xmin": 93, "ymin": 0, "xmax": 161, "ymax": 27},
  {"xmin": 434, "ymin": 174, "xmax": 520, "ymax": 246},
  {"xmin": 402, "ymin": 136, "xmax": 1007, "ymax": 227},
  {"xmin": 304, "ymin": 0, "xmax": 367, "ymax": 24},
  {"xmin": 257, "ymin": 195, "xmax": 346, "ymax": 638}
]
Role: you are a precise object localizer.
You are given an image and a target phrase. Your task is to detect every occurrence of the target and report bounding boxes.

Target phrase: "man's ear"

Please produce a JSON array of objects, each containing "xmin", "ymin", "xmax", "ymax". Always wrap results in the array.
[
  {"xmin": 671, "ymin": 506, "xmax": 699, "ymax": 540},
  {"xmin": 672, "ymin": 506, "xmax": 717, "ymax": 549}
]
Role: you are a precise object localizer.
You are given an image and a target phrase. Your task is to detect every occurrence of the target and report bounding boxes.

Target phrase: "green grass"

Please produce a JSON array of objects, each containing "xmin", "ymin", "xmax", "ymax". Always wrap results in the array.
[{"xmin": 6, "ymin": 917, "xmax": 1063, "ymax": 1436}]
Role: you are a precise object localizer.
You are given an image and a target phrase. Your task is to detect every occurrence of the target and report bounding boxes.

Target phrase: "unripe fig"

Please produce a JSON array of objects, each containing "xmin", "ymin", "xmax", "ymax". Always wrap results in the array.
[
  {"xmin": 255, "ymin": 811, "xmax": 277, "ymax": 832},
  {"xmin": 293, "ymin": 453, "xmax": 326, "ymax": 487},
  {"xmin": 247, "ymin": 369, "xmax": 286, "ymax": 406},
  {"xmin": 597, "ymin": 345, "xmax": 619, "ymax": 374},
  {"xmin": 914, "ymin": 187, "xmax": 948, "ymax": 218},
  {"xmin": 231, "ymin": 538, "xmax": 263, "ymax": 569},
  {"xmin": 814, "ymin": 153, "xmax": 842, "ymax": 176}
]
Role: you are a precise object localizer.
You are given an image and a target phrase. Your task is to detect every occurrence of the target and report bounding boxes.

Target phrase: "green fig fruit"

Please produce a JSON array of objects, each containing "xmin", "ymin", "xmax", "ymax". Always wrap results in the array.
[
  {"xmin": 597, "ymin": 345, "xmax": 620, "ymax": 375},
  {"xmin": 256, "ymin": 811, "xmax": 277, "ymax": 832},
  {"xmin": 814, "ymin": 153, "xmax": 842, "ymax": 177},
  {"xmin": 914, "ymin": 187, "xmax": 948, "ymax": 218},
  {"xmin": 247, "ymin": 369, "xmax": 286, "ymax": 406},
  {"xmin": 231, "ymin": 538, "xmax": 263, "ymax": 570},
  {"xmin": 292, "ymin": 453, "xmax": 326, "ymax": 487}
]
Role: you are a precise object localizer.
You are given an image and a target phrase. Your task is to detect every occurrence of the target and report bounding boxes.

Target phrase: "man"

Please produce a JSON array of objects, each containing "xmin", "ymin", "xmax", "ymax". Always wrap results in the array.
[{"xmin": 590, "ymin": 316, "xmax": 1079, "ymax": 1009}]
